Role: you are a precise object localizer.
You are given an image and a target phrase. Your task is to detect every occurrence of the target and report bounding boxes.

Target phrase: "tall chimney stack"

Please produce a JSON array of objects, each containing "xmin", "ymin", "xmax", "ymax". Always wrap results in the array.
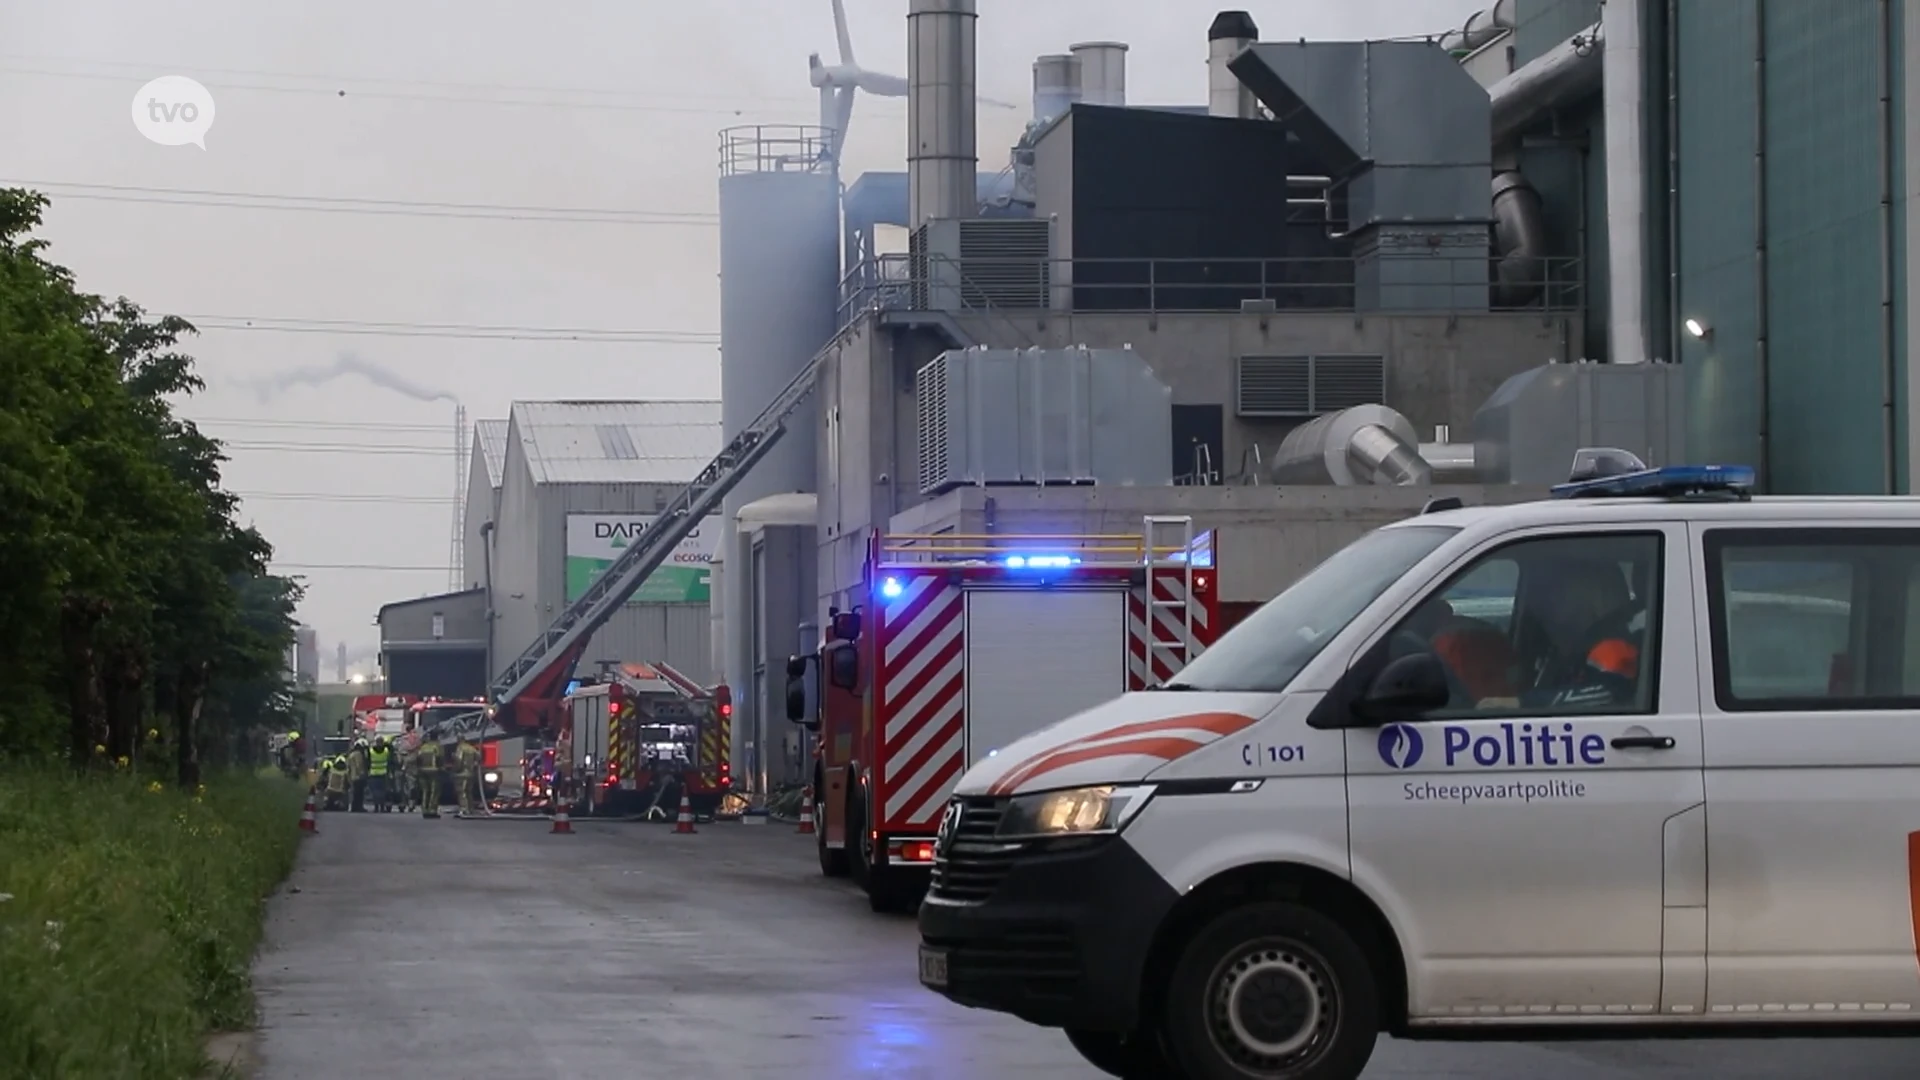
[
  {"xmin": 907, "ymin": 0, "xmax": 978, "ymax": 228},
  {"xmin": 1208, "ymin": 11, "xmax": 1260, "ymax": 118},
  {"xmin": 1070, "ymin": 42, "xmax": 1128, "ymax": 107}
]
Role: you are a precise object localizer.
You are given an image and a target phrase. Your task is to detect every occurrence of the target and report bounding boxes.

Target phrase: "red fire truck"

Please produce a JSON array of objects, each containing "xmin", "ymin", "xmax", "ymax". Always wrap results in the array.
[
  {"xmin": 785, "ymin": 515, "xmax": 1219, "ymax": 912},
  {"xmin": 563, "ymin": 662, "xmax": 732, "ymax": 818}
]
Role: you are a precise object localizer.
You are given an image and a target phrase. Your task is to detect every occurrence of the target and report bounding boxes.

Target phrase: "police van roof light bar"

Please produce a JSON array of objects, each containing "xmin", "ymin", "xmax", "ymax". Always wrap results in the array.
[{"xmin": 1551, "ymin": 462, "xmax": 1757, "ymax": 500}]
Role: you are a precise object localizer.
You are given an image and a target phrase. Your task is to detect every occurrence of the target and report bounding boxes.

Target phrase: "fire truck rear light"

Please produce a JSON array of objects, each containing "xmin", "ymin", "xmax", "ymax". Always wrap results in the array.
[{"xmin": 899, "ymin": 841, "xmax": 935, "ymax": 863}]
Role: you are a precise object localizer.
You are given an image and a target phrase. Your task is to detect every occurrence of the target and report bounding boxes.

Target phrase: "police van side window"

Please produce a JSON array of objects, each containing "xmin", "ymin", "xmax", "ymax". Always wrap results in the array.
[
  {"xmin": 1386, "ymin": 532, "xmax": 1663, "ymax": 719},
  {"xmin": 1705, "ymin": 528, "xmax": 1920, "ymax": 710}
]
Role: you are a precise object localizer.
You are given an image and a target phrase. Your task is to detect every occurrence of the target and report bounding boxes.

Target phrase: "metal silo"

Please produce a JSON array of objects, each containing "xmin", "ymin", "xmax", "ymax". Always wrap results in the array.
[{"xmin": 717, "ymin": 124, "xmax": 838, "ymax": 798}]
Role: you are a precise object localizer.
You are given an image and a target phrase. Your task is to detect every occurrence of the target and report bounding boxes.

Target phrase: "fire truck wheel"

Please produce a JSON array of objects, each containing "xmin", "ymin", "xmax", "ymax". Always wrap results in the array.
[
  {"xmin": 846, "ymin": 790, "xmax": 872, "ymax": 890},
  {"xmin": 1064, "ymin": 1027, "xmax": 1179, "ymax": 1079},
  {"xmin": 1160, "ymin": 901, "xmax": 1379, "ymax": 1080},
  {"xmin": 817, "ymin": 772, "xmax": 849, "ymax": 878}
]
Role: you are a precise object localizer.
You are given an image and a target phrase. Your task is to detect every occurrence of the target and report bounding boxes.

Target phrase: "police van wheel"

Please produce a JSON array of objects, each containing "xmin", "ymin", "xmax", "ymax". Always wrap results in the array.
[
  {"xmin": 1162, "ymin": 901, "xmax": 1379, "ymax": 1080},
  {"xmin": 1064, "ymin": 1027, "xmax": 1178, "ymax": 1079}
]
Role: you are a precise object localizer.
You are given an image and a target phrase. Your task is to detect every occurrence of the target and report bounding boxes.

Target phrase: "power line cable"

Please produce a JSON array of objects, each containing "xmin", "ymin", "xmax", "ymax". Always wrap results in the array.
[
  {"xmin": 272, "ymin": 562, "xmax": 448, "ymax": 572},
  {"xmin": 10, "ymin": 180, "xmax": 719, "ymax": 225},
  {"xmin": 235, "ymin": 492, "xmax": 458, "ymax": 503},
  {"xmin": 220, "ymin": 441, "xmax": 456, "ymax": 456},
  {"xmin": 173, "ymin": 315, "xmax": 717, "ymax": 344},
  {"xmin": 193, "ymin": 417, "xmax": 456, "ymax": 432}
]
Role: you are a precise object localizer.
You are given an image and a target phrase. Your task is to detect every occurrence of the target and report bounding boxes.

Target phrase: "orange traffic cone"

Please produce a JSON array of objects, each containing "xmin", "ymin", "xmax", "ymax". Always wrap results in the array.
[
  {"xmin": 796, "ymin": 787, "xmax": 816, "ymax": 835},
  {"xmin": 298, "ymin": 790, "xmax": 319, "ymax": 835},
  {"xmin": 551, "ymin": 803, "xmax": 573, "ymax": 835},
  {"xmin": 673, "ymin": 794, "xmax": 697, "ymax": 834}
]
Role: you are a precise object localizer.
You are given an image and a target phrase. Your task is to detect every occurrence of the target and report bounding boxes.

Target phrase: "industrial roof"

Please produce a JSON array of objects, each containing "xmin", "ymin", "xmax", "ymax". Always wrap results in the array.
[
  {"xmin": 507, "ymin": 400, "xmax": 722, "ymax": 485},
  {"xmin": 475, "ymin": 419, "xmax": 509, "ymax": 488}
]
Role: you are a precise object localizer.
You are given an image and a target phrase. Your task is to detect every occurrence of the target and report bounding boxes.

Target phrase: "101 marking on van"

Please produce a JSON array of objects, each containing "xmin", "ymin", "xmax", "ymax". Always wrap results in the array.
[{"xmin": 1378, "ymin": 721, "xmax": 1608, "ymax": 770}]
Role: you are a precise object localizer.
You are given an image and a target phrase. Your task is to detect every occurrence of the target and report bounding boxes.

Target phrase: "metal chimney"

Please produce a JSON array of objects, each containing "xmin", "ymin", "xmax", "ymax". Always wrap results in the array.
[
  {"xmin": 908, "ymin": 0, "xmax": 978, "ymax": 228},
  {"xmin": 1069, "ymin": 41, "xmax": 1127, "ymax": 107},
  {"xmin": 1207, "ymin": 11, "xmax": 1260, "ymax": 118},
  {"xmin": 1031, "ymin": 52, "xmax": 1082, "ymax": 126}
]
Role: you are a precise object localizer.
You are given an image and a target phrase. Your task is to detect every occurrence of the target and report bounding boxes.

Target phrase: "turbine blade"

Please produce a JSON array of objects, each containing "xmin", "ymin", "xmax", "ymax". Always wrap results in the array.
[
  {"xmin": 858, "ymin": 70, "xmax": 909, "ymax": 97},
  {"xmin": 832, "ymin": 88, "xmax": 856, "ymax": 157},
  {"xmin": 832, "ymin": 0, "xmax": 854, "ymax": 65}
]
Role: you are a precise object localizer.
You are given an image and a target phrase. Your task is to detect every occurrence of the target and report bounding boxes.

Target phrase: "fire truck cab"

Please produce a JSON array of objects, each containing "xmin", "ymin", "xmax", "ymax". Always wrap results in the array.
[
  {"xmin": 787, "ymin": 516, "xmax": 1219, "ymax": 913},
  {"xmin": 563, "ymin": 662, "xmax": 732, "ymax": 818}
]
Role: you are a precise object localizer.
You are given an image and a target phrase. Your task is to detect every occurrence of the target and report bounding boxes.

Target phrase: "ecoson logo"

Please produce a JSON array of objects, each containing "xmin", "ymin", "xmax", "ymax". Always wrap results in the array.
[{"xmin": 1377, "ymin": 722, "xmax": 1606, "ymax": 770}]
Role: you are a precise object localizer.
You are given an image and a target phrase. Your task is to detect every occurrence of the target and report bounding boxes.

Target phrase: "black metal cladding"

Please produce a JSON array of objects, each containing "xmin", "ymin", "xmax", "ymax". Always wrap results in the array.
[{"xmin": 1049, "ymin": 105, "xmax": 1354, "ymax": 312}]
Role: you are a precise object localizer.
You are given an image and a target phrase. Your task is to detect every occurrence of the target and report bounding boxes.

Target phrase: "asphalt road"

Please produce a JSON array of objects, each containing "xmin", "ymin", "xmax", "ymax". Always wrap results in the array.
[{"xmin": 252, "ymin": 811, "xmax": 1920, "ymax": 1079}]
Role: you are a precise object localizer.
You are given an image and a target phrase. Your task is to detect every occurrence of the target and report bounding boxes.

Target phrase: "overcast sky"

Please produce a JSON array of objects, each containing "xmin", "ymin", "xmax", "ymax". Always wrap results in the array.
[{"xmin": 0, "ymin": 0, "xmax": 1487, "ymax": 675}]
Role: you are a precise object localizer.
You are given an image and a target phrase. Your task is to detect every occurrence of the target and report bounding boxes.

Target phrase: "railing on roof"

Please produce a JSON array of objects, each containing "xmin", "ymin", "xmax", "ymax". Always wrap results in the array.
[
  {"xmin": 877, "ymin": 531, "xmax": 1211, "ymax": 566},
  {"xmin": 719, "ymin": 124, "xmax": 834, "ymax": 177},
  {"xmin": 837, "ymin": 252, "xmax": 1583, "ymax": 329}
]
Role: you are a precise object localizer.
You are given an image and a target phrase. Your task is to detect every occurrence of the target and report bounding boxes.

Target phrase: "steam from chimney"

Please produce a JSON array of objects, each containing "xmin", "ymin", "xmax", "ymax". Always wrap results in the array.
[{"xmin": 239, "ymin": 352, "xmax": 458, "ymax": 404}]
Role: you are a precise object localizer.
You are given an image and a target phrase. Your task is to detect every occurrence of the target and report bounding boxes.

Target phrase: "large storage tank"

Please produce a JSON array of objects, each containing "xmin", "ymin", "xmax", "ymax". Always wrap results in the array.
[{"xmin": 717, "ymin": 124, "xmax": 838, "ymax": 779}]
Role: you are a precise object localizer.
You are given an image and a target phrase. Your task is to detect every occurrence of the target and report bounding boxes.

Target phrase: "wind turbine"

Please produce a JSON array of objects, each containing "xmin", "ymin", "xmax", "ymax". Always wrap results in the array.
[{"xmin": 809, "ymin": 0, "xmax": 1013, "ymax": 166}]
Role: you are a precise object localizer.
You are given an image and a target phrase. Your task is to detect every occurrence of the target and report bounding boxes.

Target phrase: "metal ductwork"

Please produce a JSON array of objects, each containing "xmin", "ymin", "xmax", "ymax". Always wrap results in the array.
[
  {"xmin": 1031, "ymin": 52, "xmax": 1081, "ymax": 126},
  {"xmin": 1492, "ymin": 170, "xmax": 1547, "ymax": 307},
  {"xmin": 1270, "ymin": 404, "xmax": 1434, "ymax": 486},
  {"xmin": 1228, "ymin": 41, "xmax": 1493, "ymax": 311},
  {"xmin": 1070, "ymin": 41, "xmax": 1127, "ymax": 107},
  {"xmin": 1601, "ymin": 0, "xmax": 1649, "ymax": 363},
  {"xmin": 1487, "ymin": 20, "xmax": 1602, "ymax": 145},
  {"xmin": 1207, "ymin": 11, "xmax": 1260, "ymax": 118},
  {"xmin": 907, "ymin": 0, "xmax": 979, "ymax": 229},
  {"xmin": 1438, "ymin": 0, "xmax": 1517, "ymax": 55}
]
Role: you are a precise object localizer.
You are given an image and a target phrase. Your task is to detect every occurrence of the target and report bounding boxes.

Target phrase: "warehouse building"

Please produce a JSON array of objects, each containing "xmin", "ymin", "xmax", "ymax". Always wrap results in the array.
[{"xmin": 465, "ymin": 400, "xmax": 723, "ymax": 687}]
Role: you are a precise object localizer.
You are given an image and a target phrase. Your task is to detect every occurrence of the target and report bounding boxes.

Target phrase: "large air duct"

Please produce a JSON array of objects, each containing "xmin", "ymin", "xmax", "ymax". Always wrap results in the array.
[
  {"xmin": 1487, "ymin": 20, "xmax": 1603, "ymax": 145},
  {"xmin": 1207, "ymin": 11, "xmax": 1260, "ymax": 118},
  {"xmin": 1070, "ymin": 41, "xmax": 1127, "ymax": 107},
  {"xmin": 1031, "ymin": 53, "xmax": 1081, "ymax": 126},
  {"xmin": 1270, "ymin": 404, "xmax": 1434, "ymax": 486},
  {"xmin": 1492, "ymin": 170, "xmax": 1548, "ymax": 307},
  {"xmin": 1438, "ymin": 0, "xmax": 1517, "ymax": 55},
  {"xmin": 1602, "ymin": 0, "xmax": 1649, "ymax": 363},
  {"xmin": 907, "ymin": 0, "xmax": 978, "ymax": 228}
]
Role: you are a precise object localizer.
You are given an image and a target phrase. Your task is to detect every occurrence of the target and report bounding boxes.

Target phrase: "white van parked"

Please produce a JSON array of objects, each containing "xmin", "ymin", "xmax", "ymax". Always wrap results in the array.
[{"xmin": 918, "ymin": 452, "xmax": 1920, "ymax": 1080}]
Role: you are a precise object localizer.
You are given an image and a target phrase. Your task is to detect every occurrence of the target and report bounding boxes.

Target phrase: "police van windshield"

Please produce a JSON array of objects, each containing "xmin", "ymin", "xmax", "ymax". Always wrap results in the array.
[{"xmin": 1166, "ymin": 525, "xmax": 1458, "ymax": 693}]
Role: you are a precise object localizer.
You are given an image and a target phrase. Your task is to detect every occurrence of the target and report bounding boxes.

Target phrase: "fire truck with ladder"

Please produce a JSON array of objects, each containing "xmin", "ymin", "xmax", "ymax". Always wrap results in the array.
[
  {"xmin": 784, "ymin": 515, "xmax": 1220, "ymax": 912},
  {"xmin": 561, "ymin": 661, "xmax": 733, "ymax": 818}
]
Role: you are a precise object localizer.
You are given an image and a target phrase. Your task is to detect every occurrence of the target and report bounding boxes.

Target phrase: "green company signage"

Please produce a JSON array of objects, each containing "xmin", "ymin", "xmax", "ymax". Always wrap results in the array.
[{"xmin": 564, "ymin": 513, "xmax": 716, "ymax": 605}]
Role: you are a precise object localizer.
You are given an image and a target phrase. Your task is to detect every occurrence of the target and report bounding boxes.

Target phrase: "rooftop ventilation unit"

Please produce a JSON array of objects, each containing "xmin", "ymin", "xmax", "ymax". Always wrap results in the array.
[
  {"xmin": 1228, "ymin": 41, "xmax": 1493, "ymax": 311},
  {"xmin": 909, "ymin": 217, "xmax": 1052, "ymax": 311},
  {"xmin": 916, "ymin": 346, "xmax": 1172, "ymax": 495}
]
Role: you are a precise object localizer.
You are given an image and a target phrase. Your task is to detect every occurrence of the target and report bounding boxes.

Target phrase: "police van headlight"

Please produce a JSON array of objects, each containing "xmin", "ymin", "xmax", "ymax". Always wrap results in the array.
[
  {"xmin": 996, "ymin": 785, "xmax": 1155, "ymax": 838},
  {"xmin": 483, "ymin": 771, "xmax": 500, "ymax": 785}
]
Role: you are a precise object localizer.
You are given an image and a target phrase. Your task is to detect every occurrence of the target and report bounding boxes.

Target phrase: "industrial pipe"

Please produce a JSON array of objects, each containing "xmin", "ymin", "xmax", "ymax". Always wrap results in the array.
[
  {"xmin": 907, "ymin": 0, "xmax": 979, "ymax": 228},
  {"xmin": 1492, "ymin": 170, "xmax": 1548, "ymax": 307},
  {"xmin": 1487, "ymin": 20, "xmax": 1602, "ymax": 145},
  {"xmin": 1270, "ymin": 404, "xmax": 1434, "ymax": 486},
  {"xmin": 1602, "ymin": 0, "xmax": 1649, "ymax": 364},
  {"xmin": 1879, "ymin": 0, "xmax": 1898, "ymax": 491},
  {"xmin": 1439, "ymin": 0, "xmax": 1517, "ymax": 55},
  {"xmin": 1208, "ymin": 11, "xmax": 1260, "ymax": 119},
  {"xmin": 1031, "ymin": 53, "xmax": 1081, "ymax": 126}
]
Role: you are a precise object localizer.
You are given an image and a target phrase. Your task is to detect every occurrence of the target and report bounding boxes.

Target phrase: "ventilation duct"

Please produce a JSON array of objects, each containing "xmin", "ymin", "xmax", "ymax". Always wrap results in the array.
[
  {"xmin": 1486, "ymin": 20, "xmax": 1602, "ymax": 145},
  {"xmin": 1070, "ymin": 41, "xmax": 1127, "ymax": 107},
  {"xmin": 1207, "ymin": 11, "xmax": 1260, "ymax": 118},
  {"xmin": 1491, "ymin": 170, "xmax": 1547, "ymax": 307},
  {"xmin": 1270, "ymin": 404, "xmax": 1433, "ymax": 486},
  {"xmin": 1228, "ymin": 41, "xmax": 1492, "ymax": 311},
  {"xmin": 1031, "ymin": 53, "xmax": 1081, "ymax": 126}
]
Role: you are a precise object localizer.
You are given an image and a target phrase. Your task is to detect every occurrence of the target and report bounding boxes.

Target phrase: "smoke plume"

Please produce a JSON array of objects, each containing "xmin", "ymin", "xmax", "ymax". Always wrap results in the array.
[{"xmin": 239, "ymin": 352, "xmax": 458, "ymax": 404}]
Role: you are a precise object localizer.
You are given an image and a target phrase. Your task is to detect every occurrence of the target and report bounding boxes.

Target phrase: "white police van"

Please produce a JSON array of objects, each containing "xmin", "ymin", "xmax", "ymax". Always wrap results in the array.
[{"xmin": 917, "ymin": 450, "xmax": 1920, "ymax": 1080}]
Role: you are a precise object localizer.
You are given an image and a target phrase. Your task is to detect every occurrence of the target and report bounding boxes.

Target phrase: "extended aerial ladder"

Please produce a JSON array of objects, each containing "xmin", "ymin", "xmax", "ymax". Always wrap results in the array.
[{"xmin": 432, "ymin": 349, "xmax": 829, "ymax": 745}]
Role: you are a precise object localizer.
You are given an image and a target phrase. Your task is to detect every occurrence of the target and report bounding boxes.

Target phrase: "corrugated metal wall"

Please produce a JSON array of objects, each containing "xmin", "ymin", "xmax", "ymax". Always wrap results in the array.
[{"xmin": 1676, "ymin": 0, "xmax": 1904, "ymax": 492}]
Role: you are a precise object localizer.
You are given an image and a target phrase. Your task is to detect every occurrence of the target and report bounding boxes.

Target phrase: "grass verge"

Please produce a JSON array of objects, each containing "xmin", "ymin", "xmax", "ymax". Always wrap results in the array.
[{"xmin": 0, "ymin": 766, "xmax": 306, "ymax": 1080}]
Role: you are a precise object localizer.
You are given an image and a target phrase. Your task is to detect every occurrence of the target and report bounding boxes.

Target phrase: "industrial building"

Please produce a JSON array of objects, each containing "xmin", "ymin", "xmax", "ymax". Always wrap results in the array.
[
  {"xmin": 1448, "ymin": 0, "xmax": 1919, "ymax": 493},
  {"xmin": 406, "ymin": 400, "xmax": 724, "ymax": 696}
]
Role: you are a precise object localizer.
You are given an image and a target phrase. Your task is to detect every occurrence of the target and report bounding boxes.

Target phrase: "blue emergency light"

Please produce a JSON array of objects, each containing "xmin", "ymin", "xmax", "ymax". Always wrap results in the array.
[
  {"xmin": 1005, "ymin": 554, "xmax": 1079, "ymax": 569},
  {"xmin": 880, "ymin": 576, "xmax": 903, "ymax": 599},
  {"xmin": 1550, "ymin": 462, "xmax": 1756, "ymax": 500}
]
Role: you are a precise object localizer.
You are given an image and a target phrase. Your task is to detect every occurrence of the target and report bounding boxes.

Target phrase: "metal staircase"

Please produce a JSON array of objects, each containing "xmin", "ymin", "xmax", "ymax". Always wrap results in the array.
[{"xmin": 483, "ymin": 348, "xmax": 831, "ymax": 721}]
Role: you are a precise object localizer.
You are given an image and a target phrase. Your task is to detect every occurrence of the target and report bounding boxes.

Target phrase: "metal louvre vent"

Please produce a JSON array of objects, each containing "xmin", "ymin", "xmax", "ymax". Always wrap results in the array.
[
  {"xmin": 916, "ymin": 355, "xmax": 953, "ymax": 495},
  {"xmin": 1236, "ymin": 354, "xmax": 1386, "ymax": 417},
  {"xmin": 910, "ymin": 219, "xmax": 1052, "ymax": 311}
]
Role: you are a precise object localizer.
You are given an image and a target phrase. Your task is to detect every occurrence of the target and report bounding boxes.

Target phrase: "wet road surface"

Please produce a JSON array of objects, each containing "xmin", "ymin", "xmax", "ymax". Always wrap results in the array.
[{"xmin": 252, "ymin": 811, "xmax": 1920, "ymax": 1079}]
